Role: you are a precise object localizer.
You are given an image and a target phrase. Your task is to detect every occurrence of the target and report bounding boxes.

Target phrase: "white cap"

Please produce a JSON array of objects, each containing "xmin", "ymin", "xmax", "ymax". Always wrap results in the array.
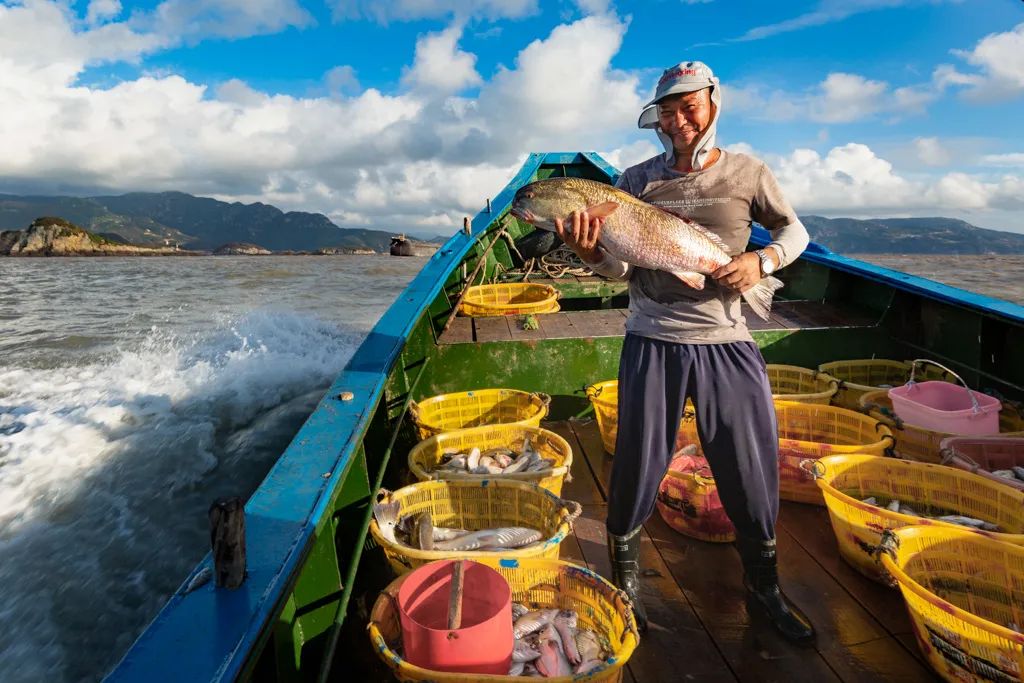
[{"xmin": 637, "ymin": 61, "xmax": 721, "ymax": 171}]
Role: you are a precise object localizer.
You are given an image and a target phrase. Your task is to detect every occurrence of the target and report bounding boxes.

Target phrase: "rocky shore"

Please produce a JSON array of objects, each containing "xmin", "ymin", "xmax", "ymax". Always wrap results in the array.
[{"xmin": 0, "ymin": 218, "xmax": 198, "ymax": 256}]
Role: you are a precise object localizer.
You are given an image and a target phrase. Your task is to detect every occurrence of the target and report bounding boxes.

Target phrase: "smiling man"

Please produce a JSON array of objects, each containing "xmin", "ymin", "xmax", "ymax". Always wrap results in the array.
[{"xmin": 554, "ymin": 61, "xmax": 814, "ymax": 642}]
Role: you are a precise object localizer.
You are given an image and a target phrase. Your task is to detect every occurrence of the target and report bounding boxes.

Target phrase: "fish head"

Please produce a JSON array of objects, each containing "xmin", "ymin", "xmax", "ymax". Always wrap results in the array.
[{"xmin": 510, "ymin": 178, "xmax": 592, "ymax": 231}]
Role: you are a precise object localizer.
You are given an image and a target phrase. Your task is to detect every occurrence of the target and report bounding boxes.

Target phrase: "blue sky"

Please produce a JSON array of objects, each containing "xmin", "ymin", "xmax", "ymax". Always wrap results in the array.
[{"xmin": 1, "ymin": 0, "xmax": 1022, "ymax": 233}]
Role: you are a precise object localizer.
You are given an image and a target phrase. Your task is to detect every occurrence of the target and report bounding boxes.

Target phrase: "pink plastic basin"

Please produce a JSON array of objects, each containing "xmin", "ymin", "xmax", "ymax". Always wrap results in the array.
[
  {"xmin": 888, "ymin": 381, "xmax": 1001, "ymax": 435},
  {"xmin": 397, "ymin": 559, "xmax": 513, "ymax": 675}
]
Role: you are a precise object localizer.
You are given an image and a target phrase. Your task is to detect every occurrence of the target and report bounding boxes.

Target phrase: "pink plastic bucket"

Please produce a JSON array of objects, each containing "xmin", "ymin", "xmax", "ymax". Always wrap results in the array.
[
  {"xmin": 888, "ymin": 381, "xmax": 1001, "ymax": 435},
  {"xmin": 397, "ymin": 559, "xmax": 513, "ymax": 675}
]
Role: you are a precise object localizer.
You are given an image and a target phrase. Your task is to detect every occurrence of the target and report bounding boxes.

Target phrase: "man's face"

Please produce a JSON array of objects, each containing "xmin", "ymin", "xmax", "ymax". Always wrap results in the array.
[{"xmin": 656, "ymin": 88, "xmax": 713, "ymax": 153}]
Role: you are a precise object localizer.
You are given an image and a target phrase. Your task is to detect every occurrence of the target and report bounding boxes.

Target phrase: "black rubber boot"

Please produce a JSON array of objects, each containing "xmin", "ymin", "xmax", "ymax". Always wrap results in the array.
[
  {"xmin": 607, "ymin": 527, "xmax": 648, "ymax": 633},
  {"xmin": 736, "ymin": 537, "xmax": 815, "ymax": 644}
]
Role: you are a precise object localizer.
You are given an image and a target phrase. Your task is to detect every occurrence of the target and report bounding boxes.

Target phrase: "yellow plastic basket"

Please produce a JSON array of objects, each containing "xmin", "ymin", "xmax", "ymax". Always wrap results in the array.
[
  {"xmin": 585, "ymin": 380, "xmax": 694, "ymax": 456},
  {"xmin": 408, "ymin": 424, "xmax": 573, "ymax": 497},
  {"xmin": 766, "ymin": 364, "xmax": 839, "ymax": 404},
  {"xmin": 879, "ymin": 525, "xmax": 1024, "ymax": 682},
  {"xmin": 409, "ymin": 389, "xmax": 551, "ymax": 442},
  {"xmin": 459, "ymin": 283, "xmax": 560, "ymax": 317},
  {"xmin": 775, "ymin": 400, "xmax": 893, "ymax": 506},
  {"xmin": 368, "ymin": 479, "xmax": 581, "ymax": 575},
  {"xmin": 367, "ymin": 557, "xmax": 640, "ymax": 682},
  {"xmin": 819, "ymin": 359, "xmax": 956, "ymax": 410},
  {"xmin": 859, "ymin": 390, "xmax": 1024, "ymax": 464},
  {"xmin": 812, "ymin": 454, "xmax": 1024, "ymax": 583}
]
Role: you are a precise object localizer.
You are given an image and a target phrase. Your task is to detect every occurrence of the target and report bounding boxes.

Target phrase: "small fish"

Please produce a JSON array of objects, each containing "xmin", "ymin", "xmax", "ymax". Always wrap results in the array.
[
  {"xmin": 372, "ymin": 500, "xmax": 401, "ymax": 544},
  {"xmin": 886, "ymin": 499, "xmax": 901, "ymax": 512},
  {"xmin": 502, "ymin": 453, "xmax": 533, "ymax": 474},
  {"xmin": 899, "ymin": 505, "xmax": 918, "ymax": 517},
  {"xmin": 509, "ymin": 660, "xmax": 526, "ymax": 676},
  {"xmin": 937, "ymin": 515, "xmax": 999, "ymax": 531},
  {"xmin": 184, "ymin": 567, "xmax": 212, "ymax": 594},
  {"xmin": 416, "ymin": 511, "xmax": 434, "ymax": 551},
  {"xmin": 1013, "ymin": 466, "xmax": 1024, "ymax": 482},
  {"xmin": 512, "ymin": 602, "xmax": 530, "ymax": 621},
  {"xmin": 575, "ymin": 630, "xmax": 603, "ymax": 663},
  {"xmin": 442, "ymin": 454, "xmax": 467, "ymax": 470},
  {"xmin": 431, "ymin": 525, "xmax": 470, "ymax": 541},
  {"xmin": 513, "ymin": 608, "xmax": 558, "ymax": 639},
  {"xmin": 576, "ymin": 659, "xmax": 605, "ymax": 674},
  {"xmin": 526, "ymin": 458, "xmax": 555, "ymax": 473},
  {"xmin": 992, "ymin": 469, "xmax": 1016, "ymax": 479},
  {"xmin": 512, "ymin": 639, "xmax": 542, "ymax": 663},
  {"xmin": 535, "ymin": 623, "xmax": 572, "ymax": 677},
  {"xmin": 861, "ymin": 496, "xmax": 877, "ymax": 506},
  {"xmin": 493, "ymin": 452, "xmax": 513, "ymax": 469},
  {"xmin": 467, "ymin": 447, "xmax": 481, "ymax": 471},
  {"xmin": 553, "ymin": 610, "xmax": 581, "ymax": 666},
  {"xmin": 433, "ymin": 527, "xmax": 543, "ymax": 552}
]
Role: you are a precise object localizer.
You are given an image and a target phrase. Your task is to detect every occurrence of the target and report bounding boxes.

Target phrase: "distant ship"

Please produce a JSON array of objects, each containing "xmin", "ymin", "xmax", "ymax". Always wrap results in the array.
[{"xmin": 389, "ymin": 234, "xmax": 414, "ymax": 256}]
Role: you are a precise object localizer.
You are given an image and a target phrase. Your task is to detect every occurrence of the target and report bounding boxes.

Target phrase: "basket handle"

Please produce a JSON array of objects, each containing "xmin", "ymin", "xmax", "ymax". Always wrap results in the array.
[
  {"xmin": 798, "ymin": 458, "xmax": 826, "ymax": 480},
  {"xmin": 940, "ymin": 445, "xmax": 983, "ymax": 472},
  {"xmin": 407, "ymin": 399, "xmax": 420, "ymax": 420},
  {"xmin": 532, "ymin": 392, "xmax": 552, "ymax": 409},
  {"xmin": 908, "ymin": 359, "xmax": 981, "ymax": 413},
  {"xmin": 870, "ymin": 529, "xmax": 902, "ymax": 589},
  {"xmin": 613, "ymin": 588, "xmax": 642, "ymax": 642},
  {"xmin": 585, "ymin": 384, "xmax": 602, "ymax": 399},
  {"xmin": 557, "ymin": 498, "xmax": 583, "ymax": 527}
]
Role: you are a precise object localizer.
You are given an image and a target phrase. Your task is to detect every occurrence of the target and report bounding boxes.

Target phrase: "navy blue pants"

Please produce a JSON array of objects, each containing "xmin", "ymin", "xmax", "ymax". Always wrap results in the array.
[{"xmin": 606, "ymin": 334, "xmax": 779, "ymax": 542}]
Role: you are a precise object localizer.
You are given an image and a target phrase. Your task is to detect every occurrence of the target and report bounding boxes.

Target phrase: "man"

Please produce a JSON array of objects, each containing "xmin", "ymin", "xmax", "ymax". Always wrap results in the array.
[{"xmin": 554, "ymin": 61, "xmax": 815, "ymax": 642}]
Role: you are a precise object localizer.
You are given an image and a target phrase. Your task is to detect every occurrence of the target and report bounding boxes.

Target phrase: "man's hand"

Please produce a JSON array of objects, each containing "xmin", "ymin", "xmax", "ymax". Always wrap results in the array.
[
  {"xmin": 711, "ymin": 252, "xmax": 767, "ymax": 293},
  {"xmin": 554, "ymin": 210, "xmax": 603, "ymax": 264}
]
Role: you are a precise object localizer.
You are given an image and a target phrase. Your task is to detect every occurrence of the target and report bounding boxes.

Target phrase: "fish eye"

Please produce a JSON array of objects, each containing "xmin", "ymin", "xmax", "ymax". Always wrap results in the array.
[{"xmin": 524, "ymin": 191, "xmax": 534, "ymax": 199}]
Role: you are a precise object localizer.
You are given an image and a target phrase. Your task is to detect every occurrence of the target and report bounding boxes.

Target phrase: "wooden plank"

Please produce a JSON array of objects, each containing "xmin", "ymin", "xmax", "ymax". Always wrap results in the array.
[
  {"xmin": 473, "ymin": 316, "xmax": 513, "ymax": 342},
  {"xmin": 778, "ymin": 504, "xmax": 916, "ymax": 636},
  {"xmin": 507, "ymin": 313, "xmax": 547, "ymax": 341},
  {"xmin": 439, "ymin": 316, "xmax": 474, "ymax": 344},
  {"xmin": 568, "ymin": 418, "xmax": 614, "ymax": 500},
  {"xmin": 544, "ymin": 420, "xmax": 605, "ymax": 505},
  {"xmin": 537, "ymin": 312, "xmax": 578, "ymax": 339},
  {"xmin": 643, "ymin": 513, "xmax": 843, "ymax": 683},
  {"xmin": 579, "ymin": 506, "xmax": 738, "ymax": 682},
  {"xmin": 819, "ymin": 637, "xmax": 937, "ymax": 682}
]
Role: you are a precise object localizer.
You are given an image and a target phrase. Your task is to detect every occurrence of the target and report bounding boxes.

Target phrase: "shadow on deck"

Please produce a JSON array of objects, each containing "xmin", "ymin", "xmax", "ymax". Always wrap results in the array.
[{"xmin": 547, "ymin": 418, "xmax": 939, "ymax": 683}]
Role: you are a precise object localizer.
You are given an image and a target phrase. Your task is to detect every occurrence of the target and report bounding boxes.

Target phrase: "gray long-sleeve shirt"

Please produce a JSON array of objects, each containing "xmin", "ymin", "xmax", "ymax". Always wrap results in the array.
[{"xmin": 591, "ymin": 151, "xmax": 809, "ymax": 344}]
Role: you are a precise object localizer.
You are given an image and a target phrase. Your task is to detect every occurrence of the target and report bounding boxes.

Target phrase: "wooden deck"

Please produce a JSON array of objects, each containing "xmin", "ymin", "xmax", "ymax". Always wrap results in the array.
[
  {"xmin": 546, "ymin": 418, "xmax": 939, "ymax": 683},
  {"xmin": 439, "ymin": 301, "xmax": 879, "ymax": 345}
]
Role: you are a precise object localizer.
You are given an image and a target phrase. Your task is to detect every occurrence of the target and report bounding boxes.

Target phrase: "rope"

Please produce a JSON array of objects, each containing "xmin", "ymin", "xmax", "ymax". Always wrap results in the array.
[{"xmin": 499, "ymin": 243, "xmax": 595, "ymax": 282}]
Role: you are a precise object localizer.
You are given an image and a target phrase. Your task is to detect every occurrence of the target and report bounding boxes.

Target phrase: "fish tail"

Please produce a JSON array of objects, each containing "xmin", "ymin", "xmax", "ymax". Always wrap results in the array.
[
  {"xmin": 372, "ymin": 500, "xmax": 400, "ymax": 528},
  {"xmin": 741, "ymin": 276, "xmax": 784, "ymax": 321}
]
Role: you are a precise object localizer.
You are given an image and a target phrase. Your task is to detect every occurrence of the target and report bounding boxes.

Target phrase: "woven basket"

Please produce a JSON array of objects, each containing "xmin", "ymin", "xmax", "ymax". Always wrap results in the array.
[
  {"xmin": 408, "ymin": 424, "xmax": 573, "ymax": 497},
  {"xmin": 767, "ymin": 364, "xmax": 839, "ymax": 404},
  {"xmin": 585, "ymin": 380, "xmax": 693, "ymax": 456},
  {"xmin": 410, "ymin": 389, "xmax": 550, "ymax": 442},
  {"xmin": 775, "ymin": 400, "xmax": 893, "ymax": 505},
  {"xmin": 368, "ymin": 479, "xmax": 580, "ymax": 574},
  {"xmin": 859, "ymin": 391, "xmax": 1024, "ymax": 463},
  {"xmin": 940, "ymin": 436, "xmax": 1024, "ymax": 492},
  {"xmin": 880, "ymin": 525, "xmax": 1024, "ymax": 682},
  {"xmin": 459, "ymin": 283, "xmax": 560, "ymax": 317},
  {"xmin": 819, "ymin": 359, "xmax": 956, "ymax": 410},
  {"xmin": 812, "ymin": 454, "xmax": 1024, "ymax": 583},
  {"xmin": 368, "ymin": 558, "xmax": 640, "ymax": 682}
]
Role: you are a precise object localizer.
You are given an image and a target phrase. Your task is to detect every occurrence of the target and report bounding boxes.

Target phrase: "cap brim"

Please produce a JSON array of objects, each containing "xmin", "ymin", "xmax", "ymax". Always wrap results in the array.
[{"xmin": 643, "ymin": 82, "xmax": 712, "ymax": 109}]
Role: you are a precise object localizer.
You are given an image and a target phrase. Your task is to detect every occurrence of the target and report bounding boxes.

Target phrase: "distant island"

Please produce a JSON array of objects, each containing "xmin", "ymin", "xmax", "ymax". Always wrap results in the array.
[
  {"xmin": 1, "ymin": 190, "xmax": 1021, "ymax": 256},
  {"xmin": 0, "ymin": 191, "xmax": 442, "ymax": 254}
]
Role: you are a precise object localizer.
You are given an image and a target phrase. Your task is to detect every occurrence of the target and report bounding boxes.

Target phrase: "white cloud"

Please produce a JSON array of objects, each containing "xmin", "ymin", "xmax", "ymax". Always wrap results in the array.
[
  {"xmin": 936, "ymin": 22, "xmax": 1024, "ymax": 101},
  {"xmin": 730, "ymin": 1, "xmax": 954, "ymax": 43},
  {"xmin": 980, "ymin": 153, "xmax": 1024, "ymax": 168},
  {"xmin": 752, "ymin": 141, "xmax": 1024, "ymax": 218},
  {"xmin": 85, "ymin": 0, "xmax": 121, "ymax": 26},
  {"xmin": 402, "ymin": 24, "xmax": 482, "ymax": 93},
  {"xmin": 0, "ymin": 7, "xmax": 646, "ymax": 234},
  {"xmin": 575, "ymin": 0, "xmax": 612, "ymax": 13},
  {"xmin": 913, "ymin": 137, "xmax": 950, "ymax": 166},
  {"xmin": 143, "ymin": 0, "xmax": 314, "ymax": 42},
  {"xmin": 328, "ymin": 0, "xmax": 537, "ymax": 23},
  {"xmin": 730, "ymin": 71, "xmax": 937, "ymax": 124}
]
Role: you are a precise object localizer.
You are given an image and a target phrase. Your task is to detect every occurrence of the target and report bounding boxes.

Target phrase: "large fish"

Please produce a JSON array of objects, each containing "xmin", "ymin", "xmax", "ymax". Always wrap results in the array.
[
  {"xmin": 432, "ymin": 526, "xmax": 543, "ymax": 552},
  {"xmin": 510, "ymin": 177, "xmax": 784, "ymax": 320}
]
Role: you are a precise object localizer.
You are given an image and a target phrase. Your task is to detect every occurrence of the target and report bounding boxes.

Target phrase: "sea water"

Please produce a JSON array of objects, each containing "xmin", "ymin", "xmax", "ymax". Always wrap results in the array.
[{"xmin": 0, "ymin": 255, "xmax": 425, "ymax": 683}]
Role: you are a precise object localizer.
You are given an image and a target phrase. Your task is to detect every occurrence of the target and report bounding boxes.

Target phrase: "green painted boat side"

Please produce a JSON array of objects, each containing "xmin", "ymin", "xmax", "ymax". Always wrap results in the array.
[{"xmin": 106, "ymin": 151, "xmax": 1024, "ymax": 682}]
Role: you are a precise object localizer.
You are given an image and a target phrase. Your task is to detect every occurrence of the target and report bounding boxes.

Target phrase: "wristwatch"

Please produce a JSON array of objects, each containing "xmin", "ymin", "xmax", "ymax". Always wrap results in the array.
[{"xmin": 755, "ymin": 248, "xmax": 776, "ymax": 276}]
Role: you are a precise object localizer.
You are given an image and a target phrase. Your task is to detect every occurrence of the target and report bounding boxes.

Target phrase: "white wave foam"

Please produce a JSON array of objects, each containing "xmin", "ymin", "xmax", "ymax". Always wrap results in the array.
[{"xmin": 0, "ymin": 310, "xmax": 362, "ymax": 683}]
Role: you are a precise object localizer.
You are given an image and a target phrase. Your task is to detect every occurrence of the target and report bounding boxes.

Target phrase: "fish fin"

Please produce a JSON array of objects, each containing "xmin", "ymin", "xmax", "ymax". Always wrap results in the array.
[
  {"xmin": 584, "ymin": 201, "xmax": 619, "ymax": 218},
  {"xmin": 670, "ymin": 271, "xmax": 706, "ymax": 290},
  {"xmin": 740, "ymin": 276, "xmax": 784, "ymax": 321}
]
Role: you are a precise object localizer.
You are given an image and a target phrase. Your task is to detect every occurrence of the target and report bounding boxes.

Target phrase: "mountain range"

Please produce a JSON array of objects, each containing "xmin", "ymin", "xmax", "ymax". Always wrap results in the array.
[{"xmin": 1, "ymin": 191, "xmax": 1021, "ymax": 254}]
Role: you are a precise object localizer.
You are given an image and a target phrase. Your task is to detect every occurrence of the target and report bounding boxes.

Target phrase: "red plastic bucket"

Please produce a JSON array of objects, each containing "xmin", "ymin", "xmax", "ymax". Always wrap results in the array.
[{"xmin": 397, "ymin": 559, "xmax": 513, "ymax": 674}]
